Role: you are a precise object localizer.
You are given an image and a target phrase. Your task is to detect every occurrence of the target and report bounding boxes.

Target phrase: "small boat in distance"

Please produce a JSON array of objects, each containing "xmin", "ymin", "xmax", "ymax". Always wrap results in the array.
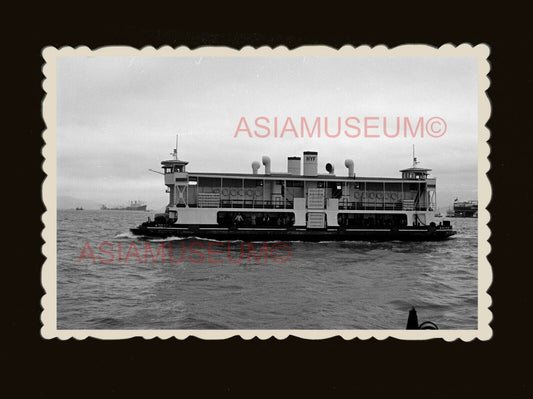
[
  {"xmin": 75, "ymin": 206, "xmax": 84, "ymax": 210},
  {"xmin": 453, "ymin": 199, "xmax": 478, "ymax": 218},
  {"xmin": 101, "ymin": 200, "xmax": 147, "ymax": 211},
  {"xmin": 131, "ymin": 140, "xmax": 456, "ymax": 241}
]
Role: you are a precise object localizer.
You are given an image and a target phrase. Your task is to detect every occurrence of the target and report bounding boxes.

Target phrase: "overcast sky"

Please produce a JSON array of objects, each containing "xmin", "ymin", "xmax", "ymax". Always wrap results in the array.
[{"xmin": 56, "ymin": 55, "xmax": 478, "ymax": 210}]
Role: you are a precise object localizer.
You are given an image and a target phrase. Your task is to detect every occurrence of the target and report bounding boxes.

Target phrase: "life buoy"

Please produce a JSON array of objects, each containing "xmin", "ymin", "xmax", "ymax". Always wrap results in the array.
[
  {"xmin": 238, "ymin": 189, "xmax": 243, "ymax": 196},
  {"xmin": 377, "ymin": 193, "xmax": 383, "ymax": 200},
  {"xmin": 391, "ymin": 193, "xmax": 398, "ymax": 201},
  {"xmin": 230, "ymin": 189, "xmax": 237, "ymax": 196},
  {"xmin": 368, "ymin": 192, "xmax": 375, "ymax": 199},
  {"xmin": 222, "ymin": 188, "xmax": 229, "ymax": 196},
  {"xmin": 354, "ymin": 192, "xmax": 361, "ymax": 199},
  {"xmin": 246, "ymin": 189, "xmax": 253, "ymax": 196}
]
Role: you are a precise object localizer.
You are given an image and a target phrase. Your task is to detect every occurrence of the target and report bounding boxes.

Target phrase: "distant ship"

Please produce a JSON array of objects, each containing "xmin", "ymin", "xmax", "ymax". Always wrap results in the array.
[
  {"xmin": 453, "ymin": 199, "xmax": 478, "ymax": 218},
  {"xmin": 101, "ymin": 200, "xmax": 147, "ymax": 211},
  {"xmin": 75, "ymin": 207, "xmax": 84, "ymax": 210}
]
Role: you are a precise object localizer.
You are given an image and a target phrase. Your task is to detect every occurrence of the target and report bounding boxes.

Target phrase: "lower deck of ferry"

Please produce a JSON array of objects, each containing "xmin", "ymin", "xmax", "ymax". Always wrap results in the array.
[
  {"xmin": 131, "ymin": 208, "xmax": 456, "ymax": 241},
  {"xmin": 131, "ymin": 224, "xmax": 456, "ymax": 241}
]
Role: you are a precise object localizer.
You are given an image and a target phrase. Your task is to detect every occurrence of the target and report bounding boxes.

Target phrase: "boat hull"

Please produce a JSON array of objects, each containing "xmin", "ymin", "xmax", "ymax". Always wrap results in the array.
[{"xmin": 130, "ymin": 226, "xmax": 456, "ymax": 241}]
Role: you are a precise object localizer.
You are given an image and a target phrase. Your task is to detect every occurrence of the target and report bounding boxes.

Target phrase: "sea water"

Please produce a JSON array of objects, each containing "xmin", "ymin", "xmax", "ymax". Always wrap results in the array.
[{"xmin": 56, "ymin": 210, "xmax": 478, "ymax": 330}]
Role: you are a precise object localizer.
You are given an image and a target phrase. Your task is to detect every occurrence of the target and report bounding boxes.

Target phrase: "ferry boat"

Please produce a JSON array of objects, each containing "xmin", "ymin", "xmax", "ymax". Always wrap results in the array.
[{"xmin": 131, "ymin": 144, "xmax": 456, "ymax": 241}]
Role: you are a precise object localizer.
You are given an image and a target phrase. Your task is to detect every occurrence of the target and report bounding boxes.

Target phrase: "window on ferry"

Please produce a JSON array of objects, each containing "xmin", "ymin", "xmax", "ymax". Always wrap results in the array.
[
  {"xmin": 244, "ymin": 179, "xmax": 257, "ymax": 189},
  {"xmin": 366, "ymin": 182, "xmax": 382, "ymax": 192},
  {"xmin": 217, "ymin": 211, "xmax": 295, "ymax": 227},
  {"xmin": 385, "ymin": 183, "xmax": 401, "ymax": 201},
  {"xmin": 338, "ymin": 213, "xmax": 407, "ymax": 227},
  {"xmin": 286, "ymin": 180, "xmax": 304, "ymax": 187}
]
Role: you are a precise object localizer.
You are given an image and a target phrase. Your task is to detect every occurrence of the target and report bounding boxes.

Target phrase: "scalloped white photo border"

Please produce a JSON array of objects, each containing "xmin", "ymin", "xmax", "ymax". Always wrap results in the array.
[{"xmin": 41, "ymin": 44, "xmax": 492, "ymax": 340}]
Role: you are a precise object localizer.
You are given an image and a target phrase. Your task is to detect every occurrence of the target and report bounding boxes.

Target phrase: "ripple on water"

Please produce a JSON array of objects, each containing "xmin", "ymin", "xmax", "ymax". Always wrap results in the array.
[{"xmin": 56, "ymin": 210, "xmax": 479, "ymax": 330}]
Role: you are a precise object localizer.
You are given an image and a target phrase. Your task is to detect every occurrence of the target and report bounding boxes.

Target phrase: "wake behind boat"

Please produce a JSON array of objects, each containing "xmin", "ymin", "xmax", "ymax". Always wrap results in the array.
[{"xmin": 131, "ymin": 142, "xmax": 456, "ymax": 241}]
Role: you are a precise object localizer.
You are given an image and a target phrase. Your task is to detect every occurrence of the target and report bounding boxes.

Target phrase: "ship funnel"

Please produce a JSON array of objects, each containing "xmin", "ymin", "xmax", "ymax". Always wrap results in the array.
[
  {"xmin": 262, "ymin": 155, "xmax": 271, "ymax": 174},
  {"xmin": 251, "ymin": 161, "xmax": 260, "ymax": 175},
  {"xmin": 326, "ymin": 163, "xmax": 335, "ymax": 175},
  {"xmin": 303, "ymin": 151, "xmax": 318, "ymax": 177},
  {"xmin": 287, "ymin": 157, "xmax": 301, "ymax": 175},
  {"xmin": 345, "ymin": 159, "xmax": 355, "ymax": 177}
]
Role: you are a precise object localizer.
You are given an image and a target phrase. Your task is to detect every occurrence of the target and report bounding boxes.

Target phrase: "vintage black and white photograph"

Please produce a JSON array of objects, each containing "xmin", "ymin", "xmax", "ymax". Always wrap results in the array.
[{"xmin": 42, "ymin": 45, "xmax": 491, "ymax": 339}]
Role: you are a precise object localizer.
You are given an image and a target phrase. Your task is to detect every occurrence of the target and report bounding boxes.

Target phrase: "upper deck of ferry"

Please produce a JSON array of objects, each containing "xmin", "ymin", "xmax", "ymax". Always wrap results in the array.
[{"xmin": 160, "ymin": 150, "xmax": 437, "ymax": 213}]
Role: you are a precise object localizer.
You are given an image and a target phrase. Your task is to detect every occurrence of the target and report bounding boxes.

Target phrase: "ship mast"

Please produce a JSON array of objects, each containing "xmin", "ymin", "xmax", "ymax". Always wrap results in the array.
[
  {"xmin": 171, "ymin": 134, "xmax": 178, "ymax": 160},
  {"xmin": 412, "ymin": 144, "xmax": 419, "ymax": 168}
]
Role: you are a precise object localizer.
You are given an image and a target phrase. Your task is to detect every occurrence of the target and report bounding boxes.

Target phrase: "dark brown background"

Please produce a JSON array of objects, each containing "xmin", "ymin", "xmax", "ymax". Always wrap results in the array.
[{"xmin": 8, "ymin": 5, "xmax": 531, "ymax": 396}]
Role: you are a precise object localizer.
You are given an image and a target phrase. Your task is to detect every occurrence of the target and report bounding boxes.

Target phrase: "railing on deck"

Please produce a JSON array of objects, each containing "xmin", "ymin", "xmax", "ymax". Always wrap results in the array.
[
  {"xmin": 192, "ymin": 199, "xmax": 294, "ymax": 209},
  {"xmin": 192, "ymin": 198, "xmax": 428, "ymax": 211},
  {"xmin": 338, "ymin": 201, "xmax": 428, "ymax": 211}
]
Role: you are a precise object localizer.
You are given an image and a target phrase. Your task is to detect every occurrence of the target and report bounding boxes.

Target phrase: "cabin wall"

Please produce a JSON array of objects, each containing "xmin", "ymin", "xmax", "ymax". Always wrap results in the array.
[
  {"xmin": 326, "ymin": 211, "xmax": 339, "ymax": 226},
  {"xmin": 187, "ymin": 185, "xmax": 197, "ymax": 205},
  {"xmin": 174, "ymin": 208, "xmax": 218, "ymax": 224}
]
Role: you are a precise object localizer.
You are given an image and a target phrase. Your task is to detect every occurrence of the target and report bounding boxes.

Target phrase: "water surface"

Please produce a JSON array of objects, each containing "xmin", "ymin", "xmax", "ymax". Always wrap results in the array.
[{"xmin": 57, "ymin": 210, "xmax": 478, "ymax": 330}]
